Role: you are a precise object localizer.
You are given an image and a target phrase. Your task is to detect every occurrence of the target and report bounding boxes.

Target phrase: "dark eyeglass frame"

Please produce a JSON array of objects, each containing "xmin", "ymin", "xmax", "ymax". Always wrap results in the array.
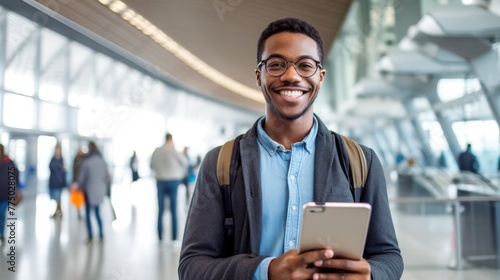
[{"xmin": 257, "ymin": 57, "xmax": 323, "ymax": 78}]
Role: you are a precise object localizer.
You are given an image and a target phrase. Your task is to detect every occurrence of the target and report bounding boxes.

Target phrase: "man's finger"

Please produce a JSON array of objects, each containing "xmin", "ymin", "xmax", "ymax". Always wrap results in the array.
[{"xmin": 301, "ymin": 248, "xmax": 334, "ymax": 265}]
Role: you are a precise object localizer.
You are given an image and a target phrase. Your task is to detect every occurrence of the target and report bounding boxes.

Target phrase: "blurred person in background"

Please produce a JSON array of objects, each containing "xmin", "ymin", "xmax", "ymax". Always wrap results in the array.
[
  {"xmin": 72, "ymin": 146, "xmax": 87, "ymax": 220},
  {"xmin": 77, "ymin": 141, "xmax": 111, "ymax": 244},
  {"xmin": 130, "ymin": 150, "xmax": 139, "ymax": 184},
  {"xmin": 49, "ymin": 144, "xmax": 67, "ymax": 218},
  {"xmin": 182, "ymin": 147, "xmax": 196, "ymax": 205},
  {"xmin": 458, "ymin": 143, "xmax": 479, "ymax": 174},
  {"xmin": 150, "ymin": 133, "xmax": 188, "ymax": 244}
]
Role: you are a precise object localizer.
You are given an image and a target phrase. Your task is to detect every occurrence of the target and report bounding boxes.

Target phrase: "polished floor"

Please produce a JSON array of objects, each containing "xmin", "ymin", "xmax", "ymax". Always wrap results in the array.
[{"xmin": 1, "ymin": 177, "xmax": 500, "ymax": 280}]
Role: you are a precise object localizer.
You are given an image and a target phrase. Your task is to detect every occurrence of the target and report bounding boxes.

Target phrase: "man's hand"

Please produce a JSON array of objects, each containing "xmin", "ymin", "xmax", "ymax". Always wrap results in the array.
[
  {"xmin": 268, "ymin": 249, "xmax": 371, "ymax": 280},
  {"xmin": 312, "ymin": 257, "xmax": 371, "ymax": 280},
  {"xmin": 268, "ymin": 249, "xmax": 334, "ymax": 280}
]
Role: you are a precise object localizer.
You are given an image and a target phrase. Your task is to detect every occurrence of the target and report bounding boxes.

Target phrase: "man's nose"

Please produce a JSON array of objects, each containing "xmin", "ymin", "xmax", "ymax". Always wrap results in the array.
[{"xmin": 280, "ymin": 63, "xmax": 302, "ymax": 82}]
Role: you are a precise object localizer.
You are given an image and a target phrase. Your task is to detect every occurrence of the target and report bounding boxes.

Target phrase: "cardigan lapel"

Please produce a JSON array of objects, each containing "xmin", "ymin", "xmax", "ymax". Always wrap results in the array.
[{"xmin": 313, "ymin": 117, "xmax": 336, "ymax": 202}]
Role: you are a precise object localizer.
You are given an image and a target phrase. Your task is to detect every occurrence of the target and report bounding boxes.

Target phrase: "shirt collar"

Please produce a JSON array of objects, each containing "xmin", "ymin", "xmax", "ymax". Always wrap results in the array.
[{"xmin": 256, "ymin": 116, "xmax": 318, "ymax": 156}]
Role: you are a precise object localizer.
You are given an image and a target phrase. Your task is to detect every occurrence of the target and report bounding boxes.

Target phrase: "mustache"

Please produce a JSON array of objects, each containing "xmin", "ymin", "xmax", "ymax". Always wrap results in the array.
[{"xmin": 273, "ymin": 82, "xmax": 309, "ymax": 91}]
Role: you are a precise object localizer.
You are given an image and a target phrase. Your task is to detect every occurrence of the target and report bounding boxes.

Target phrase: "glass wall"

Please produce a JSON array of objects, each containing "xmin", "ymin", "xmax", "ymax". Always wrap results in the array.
[{"xmin": 320, "ymin": 0, "xmax": 500, "ymax": 175}]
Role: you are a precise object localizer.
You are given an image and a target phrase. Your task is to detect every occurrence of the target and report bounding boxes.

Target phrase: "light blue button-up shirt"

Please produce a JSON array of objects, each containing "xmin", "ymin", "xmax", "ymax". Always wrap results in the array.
[{"xmin": 253, "ymin": 116, "xmax": 318, "ymax": 280}]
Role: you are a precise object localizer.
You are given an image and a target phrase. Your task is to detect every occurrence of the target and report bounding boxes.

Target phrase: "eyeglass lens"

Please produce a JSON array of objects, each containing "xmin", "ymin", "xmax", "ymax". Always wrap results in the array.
[{"xmin": 265, "ymin": 57, "xmax": 319, "ymax": 77}]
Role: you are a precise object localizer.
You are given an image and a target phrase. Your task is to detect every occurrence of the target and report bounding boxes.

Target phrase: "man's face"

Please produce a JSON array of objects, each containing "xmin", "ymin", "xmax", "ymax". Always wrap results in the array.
[{"xmin": 256, "ymin": 32, "xmax": 325, "ymax": 121}]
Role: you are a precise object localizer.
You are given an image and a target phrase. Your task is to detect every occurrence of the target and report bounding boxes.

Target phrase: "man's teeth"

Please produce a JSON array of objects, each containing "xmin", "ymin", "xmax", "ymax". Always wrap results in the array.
[{"xmin": 280, "ymin": 90, "xmax": 302, "ymax": 97}]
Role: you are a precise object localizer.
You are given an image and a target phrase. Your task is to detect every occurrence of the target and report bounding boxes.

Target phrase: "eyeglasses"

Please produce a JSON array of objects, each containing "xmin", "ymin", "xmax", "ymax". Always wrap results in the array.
[{"xmin": 257, "ymin": 57, "xmax": 322, "ymax": 78}]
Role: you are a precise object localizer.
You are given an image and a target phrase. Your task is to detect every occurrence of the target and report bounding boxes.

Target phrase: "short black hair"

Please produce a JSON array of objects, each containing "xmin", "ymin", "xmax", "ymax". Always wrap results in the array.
[
  {"xmin": 88, "ymin": 141, "xmax": 101, "ymax": 156},
  {"xmin": 166, "ymin": 133, "xmax": 173, "ymax": 142},
  {"xmin": 257, "ymin": 18, "xmax": 324, "ymax": 64},
  {"xmin": 88, "ymin": 141, "xmax": 97, "ymax": 152}
]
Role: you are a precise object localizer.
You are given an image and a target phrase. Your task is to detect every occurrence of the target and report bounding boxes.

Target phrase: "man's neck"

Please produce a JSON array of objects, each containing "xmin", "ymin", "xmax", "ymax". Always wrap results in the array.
[{"xmin": 263, "ymin": 114, "xmax": 314, "ymax": 150}]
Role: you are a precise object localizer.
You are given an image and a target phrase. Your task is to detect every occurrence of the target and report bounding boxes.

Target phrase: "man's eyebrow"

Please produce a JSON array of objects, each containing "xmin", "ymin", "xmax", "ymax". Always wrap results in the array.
[
  {"xmin": 262, "ymin": 54, "xmax": 285, "ymax": 60},
  {"xmin": 263, "ymin": 54, "xmax": 319, "ymax": 61}
]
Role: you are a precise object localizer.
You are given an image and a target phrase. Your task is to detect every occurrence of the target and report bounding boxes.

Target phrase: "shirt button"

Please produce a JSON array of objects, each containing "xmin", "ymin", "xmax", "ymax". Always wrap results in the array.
[
  {"xmin": 290, "ymin": 175, "xmax": 295, "ymax": 180},
  {"xmin": 288, "ymin": 241, "xmax": 294, "ymax": 247},
  {"xmin": 269, "ymin": 150, "xmax": 274, "ymax": 155},
  {"xmin": 291, "ymin": 205, "xmax": 297, "ymax": 211}
]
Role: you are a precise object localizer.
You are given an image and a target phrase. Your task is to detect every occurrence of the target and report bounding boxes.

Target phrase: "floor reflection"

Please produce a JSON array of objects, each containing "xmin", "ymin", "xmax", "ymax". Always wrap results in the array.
[
  {"xmin": 0, "ymin": 178, "xmax": 186, "ymax": 280},
  {"xmin": 1, "ymin": 177, "xmax": 499, "ymax": 279}
]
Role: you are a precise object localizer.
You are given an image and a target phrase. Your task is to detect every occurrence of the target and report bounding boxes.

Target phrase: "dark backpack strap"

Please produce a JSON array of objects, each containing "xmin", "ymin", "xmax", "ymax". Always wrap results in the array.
[
  {"xmin": 333, "ymin": 132, "xmax": 367, "ymax": 202},
  {"xmin": 216, "ymin": 134, "xmax": 242, "ymax": 256}
]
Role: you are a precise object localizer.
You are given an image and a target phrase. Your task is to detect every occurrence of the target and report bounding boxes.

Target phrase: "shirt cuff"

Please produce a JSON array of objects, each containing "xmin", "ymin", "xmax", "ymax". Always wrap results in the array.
[{"xmin": 252, "ymin": 257, "xmax": 275, "ymax": 280}]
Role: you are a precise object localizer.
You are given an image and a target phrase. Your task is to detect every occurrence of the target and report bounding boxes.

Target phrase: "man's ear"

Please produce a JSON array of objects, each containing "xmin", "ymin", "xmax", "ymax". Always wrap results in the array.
[
  {"xmin": 255, "ymin": 69, "xmax": 262, "ymax": 87},
  {"xmin": 318, "ymin": 69, "xmax": 326, "ymax": 87}
]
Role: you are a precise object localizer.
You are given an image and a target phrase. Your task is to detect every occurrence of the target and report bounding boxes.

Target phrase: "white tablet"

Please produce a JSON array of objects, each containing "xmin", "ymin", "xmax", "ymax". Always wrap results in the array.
[{"xmin": 298, "ymin": 202, "xmax": 372, "ymax": 260}]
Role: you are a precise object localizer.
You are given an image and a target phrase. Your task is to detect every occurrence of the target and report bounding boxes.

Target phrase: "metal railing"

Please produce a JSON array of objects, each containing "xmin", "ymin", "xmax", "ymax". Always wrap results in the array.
[{"xmin": 390, "ymin": 195, "xmax": 500, "ymax": 270}]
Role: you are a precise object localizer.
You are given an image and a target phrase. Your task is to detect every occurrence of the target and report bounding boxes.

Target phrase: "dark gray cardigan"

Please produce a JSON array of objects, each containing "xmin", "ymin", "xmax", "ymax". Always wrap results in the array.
[{"xmin": 179, "ymin": 117, "xmax": 403, "ymax": 279}]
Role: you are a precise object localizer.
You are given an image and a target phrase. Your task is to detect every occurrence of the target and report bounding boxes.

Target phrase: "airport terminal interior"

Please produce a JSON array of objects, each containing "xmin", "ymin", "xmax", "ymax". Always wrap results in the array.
[{"xmin": 0, "ymin": 0, "xmax": 500, "ymax": 279}]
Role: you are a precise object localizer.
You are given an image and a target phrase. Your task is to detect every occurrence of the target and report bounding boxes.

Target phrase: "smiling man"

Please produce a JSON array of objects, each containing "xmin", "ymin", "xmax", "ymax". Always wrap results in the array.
[{"xmin": 179, "ymin": 18, "xmax": 403, "ymax": 280}]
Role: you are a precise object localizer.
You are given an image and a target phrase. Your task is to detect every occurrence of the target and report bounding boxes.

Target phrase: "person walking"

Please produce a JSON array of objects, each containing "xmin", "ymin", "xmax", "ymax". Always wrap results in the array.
[
  {"xmin": 458, "ymin": 143, "xmax": 480, "ymax": 174},
  {"xmin": 71, "ymin": 146, "xmax": 86, "ymax": 220},
  {"xmin": 49, "ymin": 144, "xmax": 67, "ymax": 218},
  {"xmin": 0, "ymin": 144, "xmax": 19, "ymax": 245},
  {"xmin": 497, "ymin": 155, "xmax": 500, "ymax": 173},
  {"xmin": 181, "ymin": 147, "xmax": 194, "ymax": 205},
  {"xmin": 150, "ymin": 133, "xmax": 188, "ymax": 243},
  {"xmin": 77, "ymin": 141, "xmax": 111, "ymax": 244},
  {"xmin": 179, "ymin": 18, "xmax": 403, "ymax": 280},
  {"xmin": 130, "ymin": 150, "xmax": 139, "ymax": 183}
]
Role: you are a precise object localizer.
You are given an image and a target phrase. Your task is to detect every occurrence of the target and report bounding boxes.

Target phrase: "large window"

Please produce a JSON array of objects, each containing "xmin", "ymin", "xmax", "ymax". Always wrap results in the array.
[
  {"xmin": 3, "ymin": 93, "xmax": 34, "ymax": 129},
  {"xmin": 0, "ymin": 6, "xmax": 259, "ymax": 187},
  {"xmin": 453, "ymin": 120, "xmax": 499, "ymax": 174}
]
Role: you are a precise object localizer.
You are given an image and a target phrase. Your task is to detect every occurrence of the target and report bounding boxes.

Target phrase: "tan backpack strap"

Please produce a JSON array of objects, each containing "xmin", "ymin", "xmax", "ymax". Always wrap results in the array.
[
  {"xmin": 217, "ymin": 139, "xmax": 235, "ymax": 187},
  {"xmin": 216, "ymin": 135, "xmax": 242, "ymax": 256},
  {"xmin": 340, "ymin": 135, "xmax": 367, "ymax": 188}
]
